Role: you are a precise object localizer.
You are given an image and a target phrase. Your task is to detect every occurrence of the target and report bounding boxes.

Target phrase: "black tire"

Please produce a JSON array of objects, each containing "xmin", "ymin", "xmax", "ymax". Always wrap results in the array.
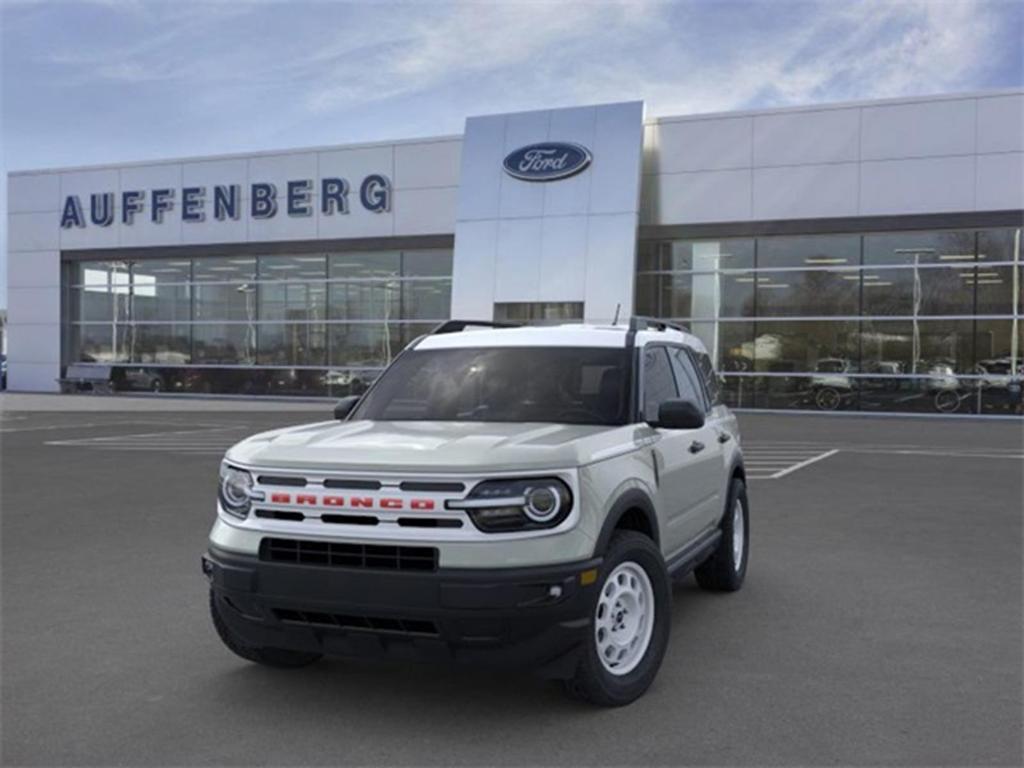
[
  {"xmin": 209, "ymin": 590, "xmax": 322, "ymax": 668},
  {"xmin": 814, "ymin": 386, "xmax": 841, "ymax": 411},
  {"xmin": 695, "ymin": 478, "xmax": 749, "ymax": 592},
  {"xmin": 934, "ymin": 389, "xmax": 960, "ymax": 413},
  {"xmin": 563, "ymin": 531, "xmax": 671, "ymax": 707}
]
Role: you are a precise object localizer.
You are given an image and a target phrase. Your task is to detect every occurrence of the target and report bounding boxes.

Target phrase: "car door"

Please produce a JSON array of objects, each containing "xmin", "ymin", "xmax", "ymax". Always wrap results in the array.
[
  {"xmin": 668, "ymin": 346, "xmax": 727, "ymax": 534},
  {"xmin": 640, "ymin": 344, "xmax": 720, "ymax": 555}
]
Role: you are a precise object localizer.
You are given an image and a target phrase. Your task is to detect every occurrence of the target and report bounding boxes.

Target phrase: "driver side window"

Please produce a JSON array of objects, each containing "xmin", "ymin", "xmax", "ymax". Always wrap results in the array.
[{"xmin": 642, "ymin": 346, "xmax": 678, "ymax": 423}]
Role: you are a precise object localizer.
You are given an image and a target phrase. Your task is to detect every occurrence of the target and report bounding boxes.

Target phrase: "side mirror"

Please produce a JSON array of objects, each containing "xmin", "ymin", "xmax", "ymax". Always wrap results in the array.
[
  {"xmin": 652, "ymin": 399, "xmax": 705, "ymax": 430},
  {"xmin": 333, "ymin": 395, "xmax": 361, "ymax": 421}
]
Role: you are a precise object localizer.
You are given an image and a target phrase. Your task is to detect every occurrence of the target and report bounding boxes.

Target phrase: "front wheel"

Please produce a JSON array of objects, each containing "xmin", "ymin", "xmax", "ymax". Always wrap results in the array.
[
  {"xmin": 695, "ymin": 478, "xmax": 749, "ymax": 592},
  {"xmin": 563, "ymin": 531, "xmax": 671, "ymax": 707},
  {"xmin": 934, "ymin": 389, "xmax": 961, "ymax": 413},
  {"xmin": 209, "ymin": 590, "xmax": 322, "ymax": 668}
]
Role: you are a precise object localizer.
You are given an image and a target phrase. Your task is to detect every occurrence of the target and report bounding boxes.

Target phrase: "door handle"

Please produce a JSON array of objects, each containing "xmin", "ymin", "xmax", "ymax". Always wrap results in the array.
[
  {"xmin": 689, "ymin": 440, "xmax": 705, "ymax": 454},
  {"xmin": 717, "ymin": 432, "xmax": 732, "ymax": 444}
]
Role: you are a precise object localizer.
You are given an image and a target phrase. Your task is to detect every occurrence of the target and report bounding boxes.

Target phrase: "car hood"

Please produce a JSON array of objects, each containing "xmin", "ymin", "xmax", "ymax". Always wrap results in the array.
[{"xmin": 225, "ymin": 420, "xmax": 642, "ymax": 473}]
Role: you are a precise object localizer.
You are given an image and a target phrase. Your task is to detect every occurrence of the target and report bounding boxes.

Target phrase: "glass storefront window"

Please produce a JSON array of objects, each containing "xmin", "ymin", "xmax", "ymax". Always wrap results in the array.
[
  {"xmin": 192, "ymin": 323, "xmax": 256, "ymax": 365},
  {"xmin": 62, "ymin": 248, "xmax": 451, "ymax": 396},
  {"xmin": 194, "ymin": 283, "xmax": 258, "ymax": 322},
  {"xmin": 329, "ymin": 251, "xmax": 401, "ymax": 279},
  {"xmin": 259, "ymin": 282, "xmax": 327, "ymax": 321},
  {"xmin": 257, "ymin": 323, "xmax": 327, "ymax": 366},
  {"xmin": 403, "ymin": 280, "xmax": 452, "ymax": 320},
  {"xmin": 756, "ymin": 234, "xmax": 859, "ymax": 269},
  {"xmin": 66, "ymin": 286, "xmax": 131, "ymax": 323},
  {"xmin": 132, "ymin": 259, "xmax": 191, "ymax": 284},
  {"xmin": 401, "ymin": 249, "xmax": 453, "ymax": 277},
  {"xmin": 329, "ymin": 323, "xmax": 393, "ymax": 368},
  {"xmin": 635, "ymin": 273, "xmax": 690, "ymax": 319},
  {"xmin": 716, "ymin": 321, "xmax": 756, "ymax": 373},
  {"xmin": 978, "ymin": 227, "xmax": 1021, "ymax": 263},
  {"xmin": 751, "ymin": 321, "xmax": 859, "ymax": 373},
  {"xmin": 131, "ymin": 282, "xmax": 191, "ymax": 322},
  {"xmin": 260, "ymin": 254, "xmax": 326, "ymax": 281},
  {"xmin": 328, "ymin": 281, "xmax": 400, "ymax": 320},
  {"xmin": 637, "ymin": 239, "xmax": 754, "ymax": 272},
  {"xmin": 859, "ymin": 265, "xmax": 976, "ymax": 316},
  {"xmin": 860, "ymin": 319, "xmax": 974, "ymax": 375},
  {"xmin": 635, "ymin": 226, "xmax": 1021, "ymax": 414},
  {"xmin": 863, "ymin": 230, "xmax": 976, "ymax": 265},
  {"xmin": 131, "ymin": 324, "xmax": 191, "ymax": 364},
  {"xmin": 635, "ymin": 271, "xmax": 755, "ymax": 320},
  {"xmin": 69, "ymin": 324, "xmax": 130, "ymax": 364},
  {"xmin": 70, "ymin": 260, "xmax": 131, "ymax": 289},
  {"xmin": 493, "ymin": 302, "xmax": 584, "ymax": 323},
  {"xmin": 192, "ymin": 256, "xmax": 257, "ymax": 282},
  {"xmin": 754, "ymin": 269, "xmax": 859, "ymax": 317}
]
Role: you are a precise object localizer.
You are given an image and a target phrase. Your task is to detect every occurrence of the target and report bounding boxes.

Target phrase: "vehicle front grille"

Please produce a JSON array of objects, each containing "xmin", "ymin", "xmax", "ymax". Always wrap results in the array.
[
  {"xmin": 259, "ymin": 537, "xmax": 438, "ymax": 572},
  {"xmin": 272, "ymin": 608, "xmax": 439, "ymax": 636}
]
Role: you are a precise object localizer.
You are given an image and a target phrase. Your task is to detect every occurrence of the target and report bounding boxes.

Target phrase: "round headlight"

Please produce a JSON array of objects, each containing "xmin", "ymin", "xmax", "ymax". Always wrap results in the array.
[
  {"xmin": 524, "ymin": 485, "xmax": 562, "ymax": 523},
  {"xmin": 219, "ymin": 465, "xmax": 254, "ymax": 518},
  {"xmin": 451, "ymin": 477, "xmax": 573, "ymax": 533}
]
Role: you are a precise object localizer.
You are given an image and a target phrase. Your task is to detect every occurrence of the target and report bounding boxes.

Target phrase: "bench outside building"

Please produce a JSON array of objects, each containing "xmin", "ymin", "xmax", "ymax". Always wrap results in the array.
[{"xmin": 58, "ymin": 364, "xmax": 113, "ymax": 394}]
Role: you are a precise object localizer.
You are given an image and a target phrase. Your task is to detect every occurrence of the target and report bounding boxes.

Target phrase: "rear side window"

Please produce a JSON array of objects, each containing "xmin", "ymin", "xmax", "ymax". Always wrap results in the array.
[
  {"xmin": 668, "ymin": 347, "xmax": 707, "ymax": 411},
  {"xmin": 642, "ymin": 346, "xmax": 678, "ymax": 423},
  {"xmin": 693, "ymin": 350, "xmax": 722, "ymax": 406}
]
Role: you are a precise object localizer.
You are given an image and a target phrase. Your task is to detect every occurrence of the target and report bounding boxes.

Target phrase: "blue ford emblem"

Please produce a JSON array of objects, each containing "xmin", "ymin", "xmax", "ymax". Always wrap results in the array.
[{"xmin": 503, "ymin": 142, "xmax": 592, "ymax": 182}]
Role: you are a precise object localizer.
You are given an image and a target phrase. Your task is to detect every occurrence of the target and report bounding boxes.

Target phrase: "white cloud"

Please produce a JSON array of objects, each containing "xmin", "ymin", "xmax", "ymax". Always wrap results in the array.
[
  {"xmin": 303, "ymin": 0, "xmax": 660, "ymax": 112},
  {"xmin": 296, "ymin": 0, "xmax": 1014, "ymax": 119}
]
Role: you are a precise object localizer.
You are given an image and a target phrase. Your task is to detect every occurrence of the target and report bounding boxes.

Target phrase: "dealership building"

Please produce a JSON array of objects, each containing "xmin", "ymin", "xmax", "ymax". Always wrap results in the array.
[{"xmin": 5, "ymin": 90, "xmax": 1023, "ymax": 414}]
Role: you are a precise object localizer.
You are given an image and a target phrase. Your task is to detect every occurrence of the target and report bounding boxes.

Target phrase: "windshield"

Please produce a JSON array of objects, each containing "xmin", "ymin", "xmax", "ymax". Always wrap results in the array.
[{"xmin": 353, "ymin": 346, "xmax": 630, "ymax": 425}]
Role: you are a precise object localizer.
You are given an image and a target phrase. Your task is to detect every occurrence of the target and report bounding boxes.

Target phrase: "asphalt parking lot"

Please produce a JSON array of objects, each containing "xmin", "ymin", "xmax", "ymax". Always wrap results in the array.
[{"xmin": 1, "ymin": 398, "xmax": 1021, "ymax": 766}]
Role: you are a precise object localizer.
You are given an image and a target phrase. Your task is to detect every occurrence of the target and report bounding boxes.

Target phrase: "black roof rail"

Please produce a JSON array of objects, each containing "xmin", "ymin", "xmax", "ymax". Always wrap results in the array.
[
  {"xmin": 627, "ymin": 316, "xmax": 689, "ymax": 334},
  {"xmin": 431, "ymin": 320, "xmax": 521, "ymax": 335}
]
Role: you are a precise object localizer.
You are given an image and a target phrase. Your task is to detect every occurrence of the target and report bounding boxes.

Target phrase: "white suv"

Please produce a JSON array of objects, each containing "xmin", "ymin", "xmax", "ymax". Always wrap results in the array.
[{"xmin": 204, "ymin": 318, "xmax": 749, "ymax": 706}]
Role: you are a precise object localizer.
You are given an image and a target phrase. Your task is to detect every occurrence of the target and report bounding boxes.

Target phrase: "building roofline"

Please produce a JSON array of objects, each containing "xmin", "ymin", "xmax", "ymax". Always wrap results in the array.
[
  {"xmin": 9, "ymin": 87, "xmax": 1022, "ymax": 177},
  {"xmin": 7, "ymin": 132, "xmax": 463, "ymax": 177},
  {"xmin": 646, "ymin": 87, "xmax": 1024, "ymax": 125}
]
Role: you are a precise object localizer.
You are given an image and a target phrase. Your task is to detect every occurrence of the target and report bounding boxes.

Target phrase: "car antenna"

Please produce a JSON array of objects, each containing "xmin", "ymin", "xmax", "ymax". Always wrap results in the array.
[{"xmin": 612, "ymin": 303, "xmax": 621, "ymax": 325}]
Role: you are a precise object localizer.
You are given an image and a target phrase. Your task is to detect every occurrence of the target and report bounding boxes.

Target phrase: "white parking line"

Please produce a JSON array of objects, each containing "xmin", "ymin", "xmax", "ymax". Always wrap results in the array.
[
  {"xmin": 767, "ymin": 449, "xmax": 840, "ymax": 479},
  {"xmin": 742, "ymin": 444, "xmax": 842, "ymax": 480},
  {"xmin": 45, "ymin": 425, "xmax": 251, "ymax": 454}
]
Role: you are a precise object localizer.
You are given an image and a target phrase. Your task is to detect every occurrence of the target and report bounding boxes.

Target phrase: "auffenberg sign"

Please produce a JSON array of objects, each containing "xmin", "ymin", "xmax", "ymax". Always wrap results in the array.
[
  {"xmin": 502, "ymin": 142, "xmax": 592, "ymax": 181},
  {"xmin": 59, "ymin": 174, "xmax": 392, "ymax": 229}
]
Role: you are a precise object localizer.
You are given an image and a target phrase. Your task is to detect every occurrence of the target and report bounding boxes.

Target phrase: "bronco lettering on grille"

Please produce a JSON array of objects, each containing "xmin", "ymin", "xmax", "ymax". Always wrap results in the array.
[{"xmin": 267, "ymin": 493, "xmax": 436, "ymax": 511}]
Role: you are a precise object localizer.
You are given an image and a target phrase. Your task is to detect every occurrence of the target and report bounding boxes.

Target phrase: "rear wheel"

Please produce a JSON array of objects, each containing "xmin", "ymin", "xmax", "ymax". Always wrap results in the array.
[
  {"xmin": 814, "ymin": 387, "xmax": 841, "ymax": 410},
  {"xmin": 695, "ymin": 478, "xmax": 749, "ymax": 592},
  {"xmin": 563, "ymin": 531, "xmax": 671, "ymax": 707},
  {"xmin": 209, "ymin": 590, "xmax": 322, "ymax": 668}
]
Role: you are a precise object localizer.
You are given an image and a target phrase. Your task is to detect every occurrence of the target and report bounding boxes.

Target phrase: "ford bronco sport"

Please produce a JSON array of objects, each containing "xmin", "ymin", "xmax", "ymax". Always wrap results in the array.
[{"xmin": 204, "ymin": 317, "xmax": 749, "ymax": 706}]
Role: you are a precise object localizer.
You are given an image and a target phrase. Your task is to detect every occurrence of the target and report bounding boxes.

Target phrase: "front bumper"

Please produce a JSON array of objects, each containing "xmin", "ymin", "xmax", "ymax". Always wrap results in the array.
[{"xmin": 204, "ymin": 545, "xmax": 602, "ymax": 678}]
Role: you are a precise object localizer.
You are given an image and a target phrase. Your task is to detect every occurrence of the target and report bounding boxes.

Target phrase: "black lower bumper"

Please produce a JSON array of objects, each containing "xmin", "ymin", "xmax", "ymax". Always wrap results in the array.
[{"xmin": 204, "ymin": 545, "xmax": 602, "ymax": 679}]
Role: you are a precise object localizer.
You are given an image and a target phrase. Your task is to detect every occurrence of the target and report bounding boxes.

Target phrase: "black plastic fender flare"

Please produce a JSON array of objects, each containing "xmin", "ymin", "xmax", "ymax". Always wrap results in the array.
[{"xmin": 593, "ymin": 488, "xmax": 660, "ymax": 556}]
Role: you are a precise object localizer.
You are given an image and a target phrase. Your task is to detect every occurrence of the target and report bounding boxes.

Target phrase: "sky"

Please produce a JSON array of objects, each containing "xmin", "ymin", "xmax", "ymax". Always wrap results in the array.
[{"xmin": 2, "ymin": 0, "xmax": 1022, "ymax": 306}]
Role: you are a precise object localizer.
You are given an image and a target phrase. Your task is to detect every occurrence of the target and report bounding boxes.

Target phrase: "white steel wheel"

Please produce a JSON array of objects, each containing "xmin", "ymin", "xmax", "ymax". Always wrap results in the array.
[
  {"xmin": 594, "ymin": 561, "xmax": 655, "ymax": 676},
  {"xmin": 732, "ymin": 498, "xmax": 745, "ymax": 571}
]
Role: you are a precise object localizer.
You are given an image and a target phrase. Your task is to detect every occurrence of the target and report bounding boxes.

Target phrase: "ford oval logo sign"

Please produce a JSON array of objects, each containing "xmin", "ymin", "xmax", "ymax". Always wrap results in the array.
[{"xmin": 503, "ymin": 142, "xmax": 592, "ymax": 182}]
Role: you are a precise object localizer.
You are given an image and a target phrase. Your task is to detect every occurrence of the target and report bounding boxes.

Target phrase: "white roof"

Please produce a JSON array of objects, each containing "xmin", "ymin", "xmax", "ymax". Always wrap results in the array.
[{"xmin": 414, "ymin": 323, "xmax": 707, "ymax": 353}]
